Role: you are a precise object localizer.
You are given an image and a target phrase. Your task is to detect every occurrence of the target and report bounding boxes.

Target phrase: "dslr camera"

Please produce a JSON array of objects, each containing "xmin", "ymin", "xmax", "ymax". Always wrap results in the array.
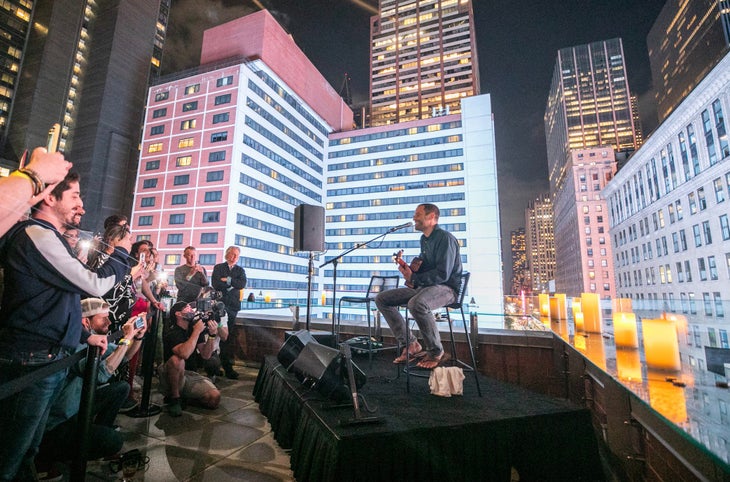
[{"xmin": 194, "ymin": 288, "xmax": 223, "ymax": 327}]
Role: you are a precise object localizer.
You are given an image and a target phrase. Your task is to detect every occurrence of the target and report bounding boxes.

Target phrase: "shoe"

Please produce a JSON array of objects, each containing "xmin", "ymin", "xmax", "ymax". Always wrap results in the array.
[
  {"xmin": 168, "ymin": 398, "xmax": 182, "ymax": 417},
  {"xmin": 224, "ymin": 369, "xmax": 239, "ymax": 380},
  {"xmin": 118, "ymin": 398, "xmax": 138, "ymax": 414},
  {"xmin": 393, "ymin": 340, "xmax": 422, "ymax": 364}
]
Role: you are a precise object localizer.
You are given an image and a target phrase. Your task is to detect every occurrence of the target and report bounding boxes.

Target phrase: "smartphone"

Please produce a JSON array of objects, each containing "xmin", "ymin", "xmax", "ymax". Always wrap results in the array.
[
  {"xmin": 139, "ymin": 252, "xmax": 146, "ymax": 265},
  {"xmin": 134, "ymin": 316, "xmax": 145, "ymax": 330},
  {"xmin": 46, "ymin": 123, "xmax": 61, "ymax": 153}
]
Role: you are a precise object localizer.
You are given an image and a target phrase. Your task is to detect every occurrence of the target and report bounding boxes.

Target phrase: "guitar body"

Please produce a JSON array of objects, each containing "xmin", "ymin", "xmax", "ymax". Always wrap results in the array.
[{"xmin": 392, "ymin": 250, "xmax": 421, "ymax": 288}]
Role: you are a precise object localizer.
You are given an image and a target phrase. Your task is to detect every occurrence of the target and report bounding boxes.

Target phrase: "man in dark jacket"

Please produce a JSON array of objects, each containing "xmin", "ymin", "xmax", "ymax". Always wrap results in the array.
[
  {"xmin": 0, "ymin": 172, "xmax": 132, "ymax": 480},
  {"xmin": 211, "ymin": 246, "xmax": 246, "ymax": 379},
  {"xmin": 375, "ymin": 203, "xmax": 462, "ymax": 370}
]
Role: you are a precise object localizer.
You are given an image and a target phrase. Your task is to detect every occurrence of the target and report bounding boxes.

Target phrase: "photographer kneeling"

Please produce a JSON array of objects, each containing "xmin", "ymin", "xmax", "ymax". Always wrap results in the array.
[{"xmin": 159, "ymin": 301, "xmax": 221, "ymax": 417}]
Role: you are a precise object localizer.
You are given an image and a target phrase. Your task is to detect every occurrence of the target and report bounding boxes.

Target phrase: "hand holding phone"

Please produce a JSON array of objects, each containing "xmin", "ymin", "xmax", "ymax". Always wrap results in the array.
[{"xmin": 139, "ymin": 252, "xmax": 146, "ymax": 265}]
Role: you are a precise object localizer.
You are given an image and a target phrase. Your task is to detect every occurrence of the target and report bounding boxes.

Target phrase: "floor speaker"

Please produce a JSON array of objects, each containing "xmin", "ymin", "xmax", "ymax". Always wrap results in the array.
[
  {"xmin": 277, "ymin": 329, "xmax": 316, "ymax": 369},
  {"xmin": 289, "ymin": 343, "xmax": 366, "ymax": 401},
  {"xmin": 293, "ymin": 204, "xmax": 325, "ymax": 252}
]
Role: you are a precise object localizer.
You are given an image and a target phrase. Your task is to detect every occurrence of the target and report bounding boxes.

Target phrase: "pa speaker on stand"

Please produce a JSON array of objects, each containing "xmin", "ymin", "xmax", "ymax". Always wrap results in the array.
[{"xmin": 293, "ymin": 204, "xmax": 324, "ymax": 331}]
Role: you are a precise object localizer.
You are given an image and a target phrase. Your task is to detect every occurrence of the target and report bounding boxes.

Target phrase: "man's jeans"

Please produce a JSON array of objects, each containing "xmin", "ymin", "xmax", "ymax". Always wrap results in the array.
[
  {"xmin": 0, "ymin": 362, "xmax": 67, "ymax": 481},
  {"xmin": 375, "ymin": 284, "xmax": 456, "ymax": 357}
]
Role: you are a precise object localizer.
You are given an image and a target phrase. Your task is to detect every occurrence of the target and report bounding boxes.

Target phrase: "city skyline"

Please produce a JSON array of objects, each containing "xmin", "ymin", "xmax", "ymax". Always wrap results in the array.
[{"xmin": 163, "ymin": 0, "xmax": 667, "ymax": 284}]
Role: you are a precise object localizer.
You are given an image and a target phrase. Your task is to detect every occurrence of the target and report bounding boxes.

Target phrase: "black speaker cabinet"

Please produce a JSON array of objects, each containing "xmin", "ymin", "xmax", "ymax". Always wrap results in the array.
[
  {"xmin": 277, "ymin": 329, "xmax": 316, "ymax": 368},
  {"xmin": 289, "ymin": 342, "xmax": 366, "ymax": 401},
  {"xmin": 293, "ymin": 204, "xmax": 325, "ymax": 252}
]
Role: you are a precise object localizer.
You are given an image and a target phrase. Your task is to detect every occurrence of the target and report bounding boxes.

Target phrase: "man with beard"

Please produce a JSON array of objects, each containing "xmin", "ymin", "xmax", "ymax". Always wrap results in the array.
[{"xmin": 0, "ymin": 172, "xmax": 132, "ymax": 480}]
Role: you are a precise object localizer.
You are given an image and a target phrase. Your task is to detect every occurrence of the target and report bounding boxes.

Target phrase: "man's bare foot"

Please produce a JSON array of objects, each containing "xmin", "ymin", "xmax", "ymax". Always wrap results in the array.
[{"xmin": 393, "ymin": 340, "xmax": 422, "ymax": 363}]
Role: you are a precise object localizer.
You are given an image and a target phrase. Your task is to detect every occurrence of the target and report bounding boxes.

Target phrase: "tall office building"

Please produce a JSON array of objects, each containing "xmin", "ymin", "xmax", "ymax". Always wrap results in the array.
[
  {"xmin": 648, "ymin": 0, "xmax": 730, "ymax": 123},
  {"xmin": 545, "ymin": 38, "xmax": 638, "ymax": 196},
  {"xmin": 525, "ymin": 194, "xmax": 555, "ymax": 294},
  {"xmin": 0, "ymin": 1, "xmax": 32, "ymax": 152},
  {"xmin": 544, "ymin": 38, "xmax": 637, "ymax": 297},
  {"xmin": 369, "ymin": 0, "xmax": 480, "ymax": 126},
  {"xmin": 510, "ymin": 228, "xmax": 527, "ymax": 295},
  {"xmin": 1, "ymin": 0, "xmax": 167, "ymax": 231},
  {"xmin": 326, "ymin": 94, "xmax": 503, "ymax": 317}
]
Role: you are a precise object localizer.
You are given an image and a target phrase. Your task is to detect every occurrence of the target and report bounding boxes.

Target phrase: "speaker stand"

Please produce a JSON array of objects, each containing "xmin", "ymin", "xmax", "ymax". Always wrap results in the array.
[{"xmin": 305, "ymin": 251, "xmax": 314, "ymax": 331}]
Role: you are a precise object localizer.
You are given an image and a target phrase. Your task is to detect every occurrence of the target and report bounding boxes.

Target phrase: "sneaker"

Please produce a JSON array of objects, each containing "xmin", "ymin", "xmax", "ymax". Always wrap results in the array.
[
  {"xmin": 224, "ymin": 368, "xmax": 239, "ymax": 380},
  {"xmin": 118, "ymin": 398, "xmax": 139, "ymax": 414},
  {"xmin": 168, "ymin": 398, "xmax": 182, "ymax": 417}
]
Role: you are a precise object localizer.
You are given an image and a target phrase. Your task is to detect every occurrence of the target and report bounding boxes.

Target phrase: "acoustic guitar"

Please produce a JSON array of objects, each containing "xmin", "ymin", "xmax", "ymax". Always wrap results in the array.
[{"xmin": 392, "ymin": 250, "xmax": 422, "ymax": 288}]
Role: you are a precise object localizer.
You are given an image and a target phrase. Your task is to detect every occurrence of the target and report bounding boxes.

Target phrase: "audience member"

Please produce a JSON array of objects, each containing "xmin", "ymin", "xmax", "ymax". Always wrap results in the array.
[
  {"xmin": 36, "ymin": 298, "xmax": 146, "ymax": 470},
  {"xmin": 174, "ymin": 246, "xmax": 209, "ymax": 303},
  {"xmin": 190, "ymin": 287, "xmax": 229, "ymax": 380},
  {"xmin": 0, "ymin": 147, "xmax": 71, "ymax": 238},
  {"xmin": 119, "ymin": 240, "xmax": 164, "ymax": 414},
  {"xmin": 211, "ymin": 246, "xmax": 247, "ymax": 379},
  {"xmin": 159, "ymin": 301, "xmax": 221, "ymax": 417},
  {"xmin": 0, "ymin": 172, "xmax": 131, "ymax": 480}
]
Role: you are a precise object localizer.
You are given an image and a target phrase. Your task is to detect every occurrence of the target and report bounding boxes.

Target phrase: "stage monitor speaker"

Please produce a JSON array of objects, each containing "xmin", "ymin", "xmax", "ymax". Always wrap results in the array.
[
  {"xmin": 293, "ymin": 204, "xmax": 325, "ymax": 252},
  {"xmin": 289, "ymin": 343, "xmax": 366, "ymax": 401},
  {"xmin": 277, "ymin": 329, "xmax": 316, "ymax": 369}
]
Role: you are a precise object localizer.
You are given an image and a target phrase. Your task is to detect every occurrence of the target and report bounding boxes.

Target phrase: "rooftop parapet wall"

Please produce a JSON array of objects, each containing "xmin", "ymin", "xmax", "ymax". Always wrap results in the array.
[{"xmin": 200, "ymin": 9, "xmax": 353, "ymax": 132}]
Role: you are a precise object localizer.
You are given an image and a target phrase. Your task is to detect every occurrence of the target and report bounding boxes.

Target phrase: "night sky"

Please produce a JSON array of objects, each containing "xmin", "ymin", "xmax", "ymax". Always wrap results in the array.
[{"xmin": 163, "ymin": 0, "xmax": 668, "ymax": 283}]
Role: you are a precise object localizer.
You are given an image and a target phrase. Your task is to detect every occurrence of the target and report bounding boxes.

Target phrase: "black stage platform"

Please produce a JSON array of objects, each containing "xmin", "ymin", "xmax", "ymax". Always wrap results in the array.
[{"xmin": 254, "ymin": 355, "xmax": 604, "ymax": 481}]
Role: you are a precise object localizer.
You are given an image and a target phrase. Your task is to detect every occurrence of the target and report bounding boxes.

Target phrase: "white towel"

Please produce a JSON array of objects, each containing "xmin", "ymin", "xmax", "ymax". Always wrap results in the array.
[{"xmin": 429, "ymin": 366, "xmax": 465, "ymax": 397}]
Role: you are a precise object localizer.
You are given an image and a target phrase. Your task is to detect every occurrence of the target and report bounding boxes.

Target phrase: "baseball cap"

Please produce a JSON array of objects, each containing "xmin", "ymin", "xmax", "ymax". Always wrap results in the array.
[{"xmin": 81, "ymin": 298, "xmax": 109, "ymax": 318}]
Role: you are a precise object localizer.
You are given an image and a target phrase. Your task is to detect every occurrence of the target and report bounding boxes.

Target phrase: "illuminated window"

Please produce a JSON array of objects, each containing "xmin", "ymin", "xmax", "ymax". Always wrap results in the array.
[
  {"xmin": 175, "ymin": 156, "xmax": 192, "ymax": 167},
  {"xmin": 148, "ymin": 142, "xmax": 162, "ymax": 153},
  {"xmin": 165, "ymin": 254, "xmax": 180, "ymax": 265},
  {"xmin": 178, "ymin": 137, "xmax": 194, "ymax": 148},
  {"xmin": 184, "ymin": 84, "xmax": 200, "ymax": 95}
]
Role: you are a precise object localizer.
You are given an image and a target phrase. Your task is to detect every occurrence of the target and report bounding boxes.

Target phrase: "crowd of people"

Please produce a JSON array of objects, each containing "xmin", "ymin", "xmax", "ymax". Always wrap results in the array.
[{"xmin": 0, "ymin": 148, "xmax": 247, "ymax": 480}]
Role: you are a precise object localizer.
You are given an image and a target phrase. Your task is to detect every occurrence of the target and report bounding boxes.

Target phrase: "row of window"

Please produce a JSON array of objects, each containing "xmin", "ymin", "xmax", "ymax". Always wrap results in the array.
[
  {"xmin": 616, "ymin": 291, "xmax": 726, "ymax": 319},
  {"xmin": 619, "ymin": 253, "xmax": 729, "ymax": 289},
  {"xmin": 146, "ymin": 129, "xmax": 229, "ymax": 153},
  {"xmin": 138, "ymin": 211, "xmax": 221, "ymax": 226},
  {"xmin": 153, "ymin": 75, "xmax": 234, "ymax": 103},
  {"xmin": 140, "ymin": 191, "xmax": 221, "ymax": 208},
  {"xmin": 328, "ymin": 134, "xmax": 463, "ymax": 159},
  {"xmin": 141, "ymin": 170, "xmax": 224, "ymax": 189},
  {"xmin": 145, "ymin": 150, "xmax": 227, "ymax": 172}
]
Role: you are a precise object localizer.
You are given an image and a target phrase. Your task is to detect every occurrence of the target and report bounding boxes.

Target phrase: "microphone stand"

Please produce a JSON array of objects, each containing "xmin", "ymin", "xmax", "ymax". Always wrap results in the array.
[{"xmin": 320, "ymin": 225, "xmax": 408, "ymax": 342}]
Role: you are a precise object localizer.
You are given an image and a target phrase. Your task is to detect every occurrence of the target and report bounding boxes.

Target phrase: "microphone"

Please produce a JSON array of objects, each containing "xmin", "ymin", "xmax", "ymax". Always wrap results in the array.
[{"xmin": 388, "ymin": 222, "xmax": 413, "ymax": 232}]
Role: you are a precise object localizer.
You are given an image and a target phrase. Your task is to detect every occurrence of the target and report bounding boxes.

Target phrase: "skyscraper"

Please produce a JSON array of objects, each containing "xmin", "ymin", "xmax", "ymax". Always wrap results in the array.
[
  {"xmin": 369, "ymin": 0, "xmax": 480, "ymax": 126},
  {"xmin": 0, "ymin": 1, "xmax": 32, "ymax": 150},
  {"xmin": 510, "ymin": 228, "xmax": 527, "ymax": 295},
  {"xmin": 648, "ymin": 0, "xmax": 730, "ymax": 122},
  {"xmin": 545, "ymin": 38, "xmax": 638, "ymax": 196},
  {"xmin": 525, "ymin": 194, "xmax": 555, "ymax": 294},
  {"xmin": 1, "ymin": 0, "xmax": 168, "ymax": 230}
]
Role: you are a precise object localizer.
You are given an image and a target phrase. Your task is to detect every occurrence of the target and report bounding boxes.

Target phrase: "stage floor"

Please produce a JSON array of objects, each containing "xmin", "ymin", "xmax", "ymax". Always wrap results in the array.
[{"xmin": 254, "ymin": 353, "xmax": 604, "ymax": 481}]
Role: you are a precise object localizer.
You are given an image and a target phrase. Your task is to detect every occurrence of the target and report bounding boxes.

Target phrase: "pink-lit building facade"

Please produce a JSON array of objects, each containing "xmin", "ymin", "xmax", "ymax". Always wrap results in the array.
[
  {"xmin": 552, "ymin": 147, "xmax": 617, "ymax": 298},
  {"xmin": 132, "ymin": 10, "xmax": 352, "ymax": 304}
]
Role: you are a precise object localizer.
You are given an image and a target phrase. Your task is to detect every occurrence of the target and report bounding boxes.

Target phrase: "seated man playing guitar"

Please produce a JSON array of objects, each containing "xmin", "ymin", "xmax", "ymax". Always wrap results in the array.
[{"xmin": 375, "ymin": 203, "xmax": 462, "ymax": 369}]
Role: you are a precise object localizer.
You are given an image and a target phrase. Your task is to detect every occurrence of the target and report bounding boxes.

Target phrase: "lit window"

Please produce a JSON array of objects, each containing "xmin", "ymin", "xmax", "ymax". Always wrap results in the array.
[
  {"xmin": 148, "ymin": 142, "xmax": 163, "ymax": 153},
  {"xmin": 180, "ymin": 119, "xmax": 196, "ymax": 130},
  {"xmin": 184, "ymin": 84, "xmax": 200, "ymax": 95},
  {"xmin": 178, "ymin": 137, "xmax": 194, "ymax": 148},
  {"xmin": 176, "ymin": 156, "xmax": 192, "ymax": 167}
]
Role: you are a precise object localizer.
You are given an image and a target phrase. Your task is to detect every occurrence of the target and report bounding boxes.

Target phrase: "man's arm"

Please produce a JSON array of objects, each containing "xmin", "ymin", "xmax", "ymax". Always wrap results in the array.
[
  {"xmin": 211, "ymin": 264, "xmax": 227, "ymax": 291},
  {"xmin": 231, "ymin": 266, "xmax": 247, "ymax": 290},
  {"xmin": 25, "ymin": 225, "xmax": 130, "ymax": 296},
  {"xmin": 196, "ymin": 319, "xmax": 219, "ymax": 360},
  {"xmin": 172, "ymin": 321, "xmax": 205, "ymax": 360}
]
